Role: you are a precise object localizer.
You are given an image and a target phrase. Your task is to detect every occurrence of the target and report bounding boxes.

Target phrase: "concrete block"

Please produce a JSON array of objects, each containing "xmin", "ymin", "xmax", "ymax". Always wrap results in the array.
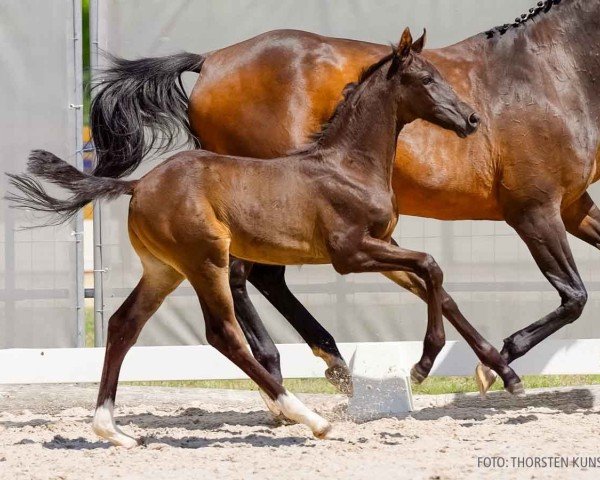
[{"xmin": 347, "ymin": 343, "xmax": 414, "ymax": 420}]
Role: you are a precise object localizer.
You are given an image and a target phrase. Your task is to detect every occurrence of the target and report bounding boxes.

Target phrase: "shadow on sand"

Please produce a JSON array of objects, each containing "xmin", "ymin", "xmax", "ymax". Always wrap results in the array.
[
  {"xmin": 339, "ymin": 386, "xmax": 596, "ymax": 423},
  {"xmin": 4, "ymin": 386, "xmax": 595, "ymax": 450}
]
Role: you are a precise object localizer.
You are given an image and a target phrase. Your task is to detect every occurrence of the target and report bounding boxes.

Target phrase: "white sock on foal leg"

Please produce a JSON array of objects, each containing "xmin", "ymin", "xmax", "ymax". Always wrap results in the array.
[
  {"xmin": 259, "ymin": 389, "xmax": 282, "ymax": 416},
  {"xmin": 92, "ymin": 399, "xmax": 139, "ymax": 448},
  {"xmin": 275, "ymin": 390, "xmax": 331, "ymax": 438}
]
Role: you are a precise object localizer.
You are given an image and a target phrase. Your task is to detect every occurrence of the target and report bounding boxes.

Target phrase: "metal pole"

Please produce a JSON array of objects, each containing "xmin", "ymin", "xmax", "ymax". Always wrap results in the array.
[
  {"xmin": 72, "ymin": 0, "xmax": 85, "ymax": 348},
  {"xmin": 90, "ymin": 0, "xmax": 105, "ymax": 347}
]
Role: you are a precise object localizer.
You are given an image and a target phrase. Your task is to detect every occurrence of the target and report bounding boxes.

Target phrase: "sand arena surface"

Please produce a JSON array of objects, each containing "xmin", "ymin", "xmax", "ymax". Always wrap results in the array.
[{"xmin": 1, "ymin": 384, "xmax": 600, "ymax": 479}]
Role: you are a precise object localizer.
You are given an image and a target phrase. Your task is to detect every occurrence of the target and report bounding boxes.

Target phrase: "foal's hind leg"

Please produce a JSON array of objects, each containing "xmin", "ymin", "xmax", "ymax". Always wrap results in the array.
[
  {"xmin": 248, "ymin": 263, "xmax": 351, "ymax": 394},
  {"xmin": 92, "ymin": 257, "xmax": 183, "ymax": 447},
  {"xmin": 187, "ymin": 244, "xmax": 330, "ymax": 438}
]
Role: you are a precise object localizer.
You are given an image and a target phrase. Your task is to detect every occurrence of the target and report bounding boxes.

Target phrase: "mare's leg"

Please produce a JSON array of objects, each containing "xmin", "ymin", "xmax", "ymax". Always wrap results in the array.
[
  {"xmin": 92, "ymin": 256, "xmax": 183, "ymax": 448},
  {"xmin": 382, "ymin": 269, "xmax": 521, "ymax": 394},
  {"xmin": 562, "ymin": 192, "xmax": 600, "ymax": 247},
  {"xmin": 229, "ymin": 257, "xmax": 285, "ymax": 416},
  {"xmin": 229, "ymin": 257, "xmax": 282, "ymax": 383},
  {"xmin": 187, "ymin": 242, "xmax": 331, "ymax": 438},
  {"xmin": 248, "ymin": 263, "xmax": 351, "ymax": 394},
  {"xmin": 477, "ymin": 203, "xmax": 587, "ymax": 394}
]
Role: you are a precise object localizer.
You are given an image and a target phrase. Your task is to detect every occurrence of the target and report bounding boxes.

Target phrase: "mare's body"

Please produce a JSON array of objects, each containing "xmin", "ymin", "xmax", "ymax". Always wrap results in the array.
[
  {"xmin": 89, "ymin": 0, "xmax": 600, "ymax": 393},
  {"xmin": 189, "ymin": 0, "xmax": 600, "ymax": 390}
]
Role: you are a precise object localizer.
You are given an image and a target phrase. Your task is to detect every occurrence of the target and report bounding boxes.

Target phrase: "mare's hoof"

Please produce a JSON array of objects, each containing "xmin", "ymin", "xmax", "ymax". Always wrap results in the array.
[
  {"xmin": 506, "ymin": 381, "xmax": 526, "ymax": 397},
  {"xmin": 325, "ymin": 365, "xmax": 354, "ymax": 396},
  {"xmin": 410, "ymin": 365, "xmax": 426, "ymax": 385},
  {"xmin": 475, "ymin": 363, "xmax": 497, "ymax": 399}
]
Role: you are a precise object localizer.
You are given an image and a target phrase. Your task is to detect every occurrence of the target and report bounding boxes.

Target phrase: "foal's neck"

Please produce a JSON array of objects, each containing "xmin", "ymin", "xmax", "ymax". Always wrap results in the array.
[{"xmin": 318, "ymin": 72, "xmax": 401, "ymax": 186}]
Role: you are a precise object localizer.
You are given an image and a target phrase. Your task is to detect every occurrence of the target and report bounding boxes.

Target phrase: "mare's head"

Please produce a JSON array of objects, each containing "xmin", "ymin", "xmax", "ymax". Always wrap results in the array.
[{"xmin": 388, "ymin": 28, "xmax": 479, "ymax": 138}]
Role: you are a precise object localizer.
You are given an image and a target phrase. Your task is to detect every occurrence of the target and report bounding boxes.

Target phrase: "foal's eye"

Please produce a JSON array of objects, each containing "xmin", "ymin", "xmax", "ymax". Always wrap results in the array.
[{"xmin": 422, "ymin": 76, "xmax": 433, "ymax": 85}]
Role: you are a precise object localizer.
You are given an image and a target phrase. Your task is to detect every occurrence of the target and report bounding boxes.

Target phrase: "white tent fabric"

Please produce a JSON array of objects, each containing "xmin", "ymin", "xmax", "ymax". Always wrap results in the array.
[{"xmin": 0, "ymin": 0, "xmax": 83, "ymax": 348}]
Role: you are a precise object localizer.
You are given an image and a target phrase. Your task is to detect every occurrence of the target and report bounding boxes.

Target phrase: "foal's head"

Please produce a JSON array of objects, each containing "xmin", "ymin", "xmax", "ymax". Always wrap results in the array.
[{"xmin": 387, "ymin": 28, "xmax": 479, "ymax": 138}]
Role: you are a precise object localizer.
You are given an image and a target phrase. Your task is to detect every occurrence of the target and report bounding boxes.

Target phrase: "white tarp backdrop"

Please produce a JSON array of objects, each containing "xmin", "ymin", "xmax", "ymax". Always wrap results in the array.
[
  {"xmin": 0, "ymin": 0, "xmax": 83, "ymax": 348},
  {"xmin": 95, "ymin": 0, "xmax": 600, "ymax": 350}
]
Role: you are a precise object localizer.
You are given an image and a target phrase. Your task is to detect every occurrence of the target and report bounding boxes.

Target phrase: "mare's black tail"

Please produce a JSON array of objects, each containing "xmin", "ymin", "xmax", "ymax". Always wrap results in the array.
[{"xmin": 90, "ymin": 52, "xmax": 205, "ymax": 178}]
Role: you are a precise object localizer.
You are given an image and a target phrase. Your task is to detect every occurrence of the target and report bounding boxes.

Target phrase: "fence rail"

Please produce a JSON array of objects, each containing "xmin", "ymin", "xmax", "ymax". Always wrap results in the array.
[{"xmin": 2, "ymin": 339, "xmax": 600, "ymax": 385}]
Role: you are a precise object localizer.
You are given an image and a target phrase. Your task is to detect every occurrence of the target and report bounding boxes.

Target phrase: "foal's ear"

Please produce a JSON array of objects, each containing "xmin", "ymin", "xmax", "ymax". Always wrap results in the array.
[
  {"xmin": 388, "ymin": 27, "xmax": 413, "ymax": 79},
  {"xmin": 411, "ymin": 29, "xmax": 427, "ymax": 53},
  {"xmin": 397, "ymin": 27, "xmax": 413, "ymax": 61}
]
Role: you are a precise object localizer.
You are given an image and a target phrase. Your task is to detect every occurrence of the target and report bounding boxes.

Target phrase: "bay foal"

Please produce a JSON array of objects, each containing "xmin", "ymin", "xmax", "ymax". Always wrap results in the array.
[{"xmin": 8, "ymin": 29, "xmax": 520, "ymax": 447}]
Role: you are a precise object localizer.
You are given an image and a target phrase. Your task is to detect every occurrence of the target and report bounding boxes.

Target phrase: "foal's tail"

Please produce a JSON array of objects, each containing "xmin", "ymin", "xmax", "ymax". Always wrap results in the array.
[
  {"xmin": 90, "ymin": 52, "xmax": 205, "ymax": 178},
  {"xmin": 6, "ymin": 150, "xmax": 136, "ymax": 226}
]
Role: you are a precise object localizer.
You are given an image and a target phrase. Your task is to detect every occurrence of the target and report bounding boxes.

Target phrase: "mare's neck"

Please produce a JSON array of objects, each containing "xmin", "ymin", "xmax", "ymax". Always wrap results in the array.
[
  {"xmin": 555, "ymin": 0, "xmax": 600, "ymax": 106},
  {"xmin": 318, "ymin": 74, "xmax": 402, "ymax": 185},
  {"xmin": 530, "ymin": 1, "xmax": 599, "ymax": 70},
  {"xmin": 491, "ymin": 0, "xmax": 600, "ymax": 110}
]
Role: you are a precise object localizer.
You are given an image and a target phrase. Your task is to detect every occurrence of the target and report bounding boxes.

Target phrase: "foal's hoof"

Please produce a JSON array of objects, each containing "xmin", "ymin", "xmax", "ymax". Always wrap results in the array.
[
  {"xmin": 325, "ymin": 365, "xmax": 354, "ymax": 396},
  {"xmin": 92, "ymin": 403, "xmax": 140, "ymax": 449},
  {"xmin": 117, "ymin": 436, "xmax": 140, "ymax": 449},
  {"xmin": 475, "ymin": 363, "xmax": 497, "ymax": 398},
  {"xmin": 92, "ymin": 427, "xmax": 139, "ymax": 449},
  {"xmin": 506, "ymin": 381, "xmax": 526, "ymax": 397},
  {"xmin": 410, "ymin": 365, "xmax": 426, "ymax": 385},
  {"xmin": 312, "ymin": 420, "xmax": 333, "ymax": 440}
]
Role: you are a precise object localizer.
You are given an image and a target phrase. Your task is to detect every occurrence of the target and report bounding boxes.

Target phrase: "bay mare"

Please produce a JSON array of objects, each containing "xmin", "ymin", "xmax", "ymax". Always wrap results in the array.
[
  {"xmin": 8, "ymin": 30, "xmax": 515, "ymax": 447},
  {"xmin": 90, "ymin": 0, "xmax": 600, "ymax": 395}
]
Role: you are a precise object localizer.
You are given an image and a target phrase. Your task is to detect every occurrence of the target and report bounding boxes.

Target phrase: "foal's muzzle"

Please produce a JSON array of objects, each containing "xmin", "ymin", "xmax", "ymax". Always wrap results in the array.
[
  {"xmin": 456, "ymin": 111, "xmax": 480, "ymax": 138},
  {"xmin": 467, "ymin": 112, "xmax": 480, "ymax": 131}
]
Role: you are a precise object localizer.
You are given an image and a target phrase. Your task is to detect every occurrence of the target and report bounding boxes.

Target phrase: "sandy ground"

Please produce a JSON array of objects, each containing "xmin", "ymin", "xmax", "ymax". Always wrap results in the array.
[{"xmin": 1, "ymin": 384, "xmax": 600, "ymax": 480}]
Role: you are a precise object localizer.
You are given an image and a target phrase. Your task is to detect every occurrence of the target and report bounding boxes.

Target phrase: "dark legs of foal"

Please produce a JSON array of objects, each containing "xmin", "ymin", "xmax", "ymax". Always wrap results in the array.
[
  {"xmin": 230, "ymin": 257, "xmax": 352, "ymax": 394},
  {"xmin": 185, "ymin": 245, "xmax": 331, "ymax": 438},
  {"xmin": 332, "ymin": 238, "xmax": 522, "ymax": 393},
  {"xmin": 232, "ymin": 250, "xmax": 520, "ymax": 396},
  {"xmin": 383, "ymin": 239, "xmax": 520, "ymax": 392},
  {"xmin": 93, "ymin": 247, "xmax": 331, "ymax": 448},
  {"xmin": 382, "ymin": 270, "xmax": 521, "ymax": 393},
  {"xmin": 477, "ymin": 197, "xmax": 591, "ymax": 394},
  {"xmin": 328, "ymin": 237, "xmax": 451, "ymax": 385},
  {"xmin": 92, "ymin": 260, "xmax": 183, "ymax": 448}
]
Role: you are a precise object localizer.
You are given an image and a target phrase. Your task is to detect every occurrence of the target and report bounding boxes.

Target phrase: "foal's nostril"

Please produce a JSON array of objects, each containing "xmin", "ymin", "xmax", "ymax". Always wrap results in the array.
[{"xmin": 468, "ymin": 112, "xmax": 480, "ymax": 128}]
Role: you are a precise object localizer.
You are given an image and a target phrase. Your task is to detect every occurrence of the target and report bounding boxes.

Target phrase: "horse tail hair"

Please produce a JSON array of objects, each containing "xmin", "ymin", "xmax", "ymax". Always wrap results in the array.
[
  {"xmin": 90, "ymin": 51, "xmax": 205, "ymax": 178},
  {"xmin": 5, "ymin": 150, "xmax": 137, "ymax": 226}
]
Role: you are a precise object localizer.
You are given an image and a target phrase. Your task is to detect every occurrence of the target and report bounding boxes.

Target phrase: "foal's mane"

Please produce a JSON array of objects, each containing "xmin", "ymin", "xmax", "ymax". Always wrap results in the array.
[
  {"xmin": 289, "ymin": 49, "xmax": 397, "ymax": 155},
  {"xmin": 485, "ymin": 0, "xmax": 562, "ymax": 38}
]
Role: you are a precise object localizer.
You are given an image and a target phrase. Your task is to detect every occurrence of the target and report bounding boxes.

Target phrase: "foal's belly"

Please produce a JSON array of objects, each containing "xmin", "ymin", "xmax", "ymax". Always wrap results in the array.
[{"xmin": 229, "ymin": 232, "xmax": 330, "ymax": 266}]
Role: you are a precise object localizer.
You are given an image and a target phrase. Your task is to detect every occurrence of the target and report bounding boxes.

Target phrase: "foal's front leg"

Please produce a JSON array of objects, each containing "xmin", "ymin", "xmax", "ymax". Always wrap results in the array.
[{"xmin": 331, "ymin": 237, "xmax": 445, "ymax": 381}]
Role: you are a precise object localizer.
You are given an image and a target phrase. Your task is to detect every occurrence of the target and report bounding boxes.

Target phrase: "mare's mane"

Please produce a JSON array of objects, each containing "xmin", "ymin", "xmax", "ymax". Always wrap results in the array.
[{"xmin": 485, "ymin": 0, "xmax": 562, "ymax": 38}]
